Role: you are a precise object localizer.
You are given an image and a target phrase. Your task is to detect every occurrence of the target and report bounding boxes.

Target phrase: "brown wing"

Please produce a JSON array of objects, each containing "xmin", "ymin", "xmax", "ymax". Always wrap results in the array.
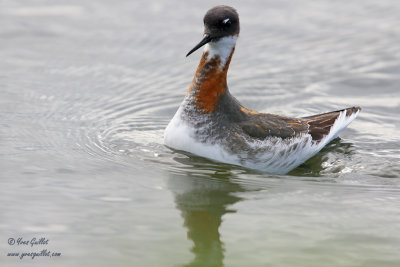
[
  {"xmin": 238, "ymin": 106, "xmax": 361, "ymax": 141},
  {"xmin": 301, "ymin": 106, "xmax": 361, "ymax": 141},
  {"xmin": 238, "ymin": 111, "xmax": 309, "ymax": 139}
]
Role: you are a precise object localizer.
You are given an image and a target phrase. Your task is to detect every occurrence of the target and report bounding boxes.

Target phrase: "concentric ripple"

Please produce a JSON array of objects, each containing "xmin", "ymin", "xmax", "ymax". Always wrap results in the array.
[
  {"xmin": 2, "ymin": 2, "xmax": 400, "ymax": 267},
  {"xmin": 2, "ymin": 0, "xmax": 399, "ymax": 182}
]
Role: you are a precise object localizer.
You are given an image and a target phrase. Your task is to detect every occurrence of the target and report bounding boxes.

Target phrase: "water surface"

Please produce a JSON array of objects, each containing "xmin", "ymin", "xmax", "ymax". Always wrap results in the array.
[{"xmin": 1, "ymin": 0, "xmax": 400, "ymax": 266}]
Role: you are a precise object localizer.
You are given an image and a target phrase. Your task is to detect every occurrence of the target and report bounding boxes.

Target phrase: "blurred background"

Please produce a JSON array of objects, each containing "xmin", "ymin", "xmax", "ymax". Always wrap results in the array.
[{"xmin": 1, "ymin": 0, "xmax": 399, "ymax": 266}]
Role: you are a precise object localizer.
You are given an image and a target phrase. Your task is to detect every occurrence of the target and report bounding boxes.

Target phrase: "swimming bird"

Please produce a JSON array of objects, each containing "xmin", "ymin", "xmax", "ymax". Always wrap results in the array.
[{"xmin": 164, "ymin": 5, "xmax": 361, "ymax": 174}]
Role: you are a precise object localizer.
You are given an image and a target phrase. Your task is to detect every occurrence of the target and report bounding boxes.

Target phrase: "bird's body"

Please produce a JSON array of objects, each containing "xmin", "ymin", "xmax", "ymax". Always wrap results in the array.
[{"xmin": 164, "ymin": 6, "xmax": 361, "ymax": 174}]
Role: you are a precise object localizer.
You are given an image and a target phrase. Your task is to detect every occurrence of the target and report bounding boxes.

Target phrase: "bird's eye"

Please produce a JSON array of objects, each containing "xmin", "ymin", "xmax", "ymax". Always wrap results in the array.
[{"xmin": 221, "ymin": 18, "xmax": 231, "ymax": 26}]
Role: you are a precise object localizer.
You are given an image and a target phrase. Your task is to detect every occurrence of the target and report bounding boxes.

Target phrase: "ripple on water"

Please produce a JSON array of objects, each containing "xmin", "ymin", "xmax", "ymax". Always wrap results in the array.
[
  {"xmin": 79, "ymin": 94, "xmax": 172, "ymax": 167},
  {"xmin": 15, "ymin": 0, "xmax": 397, "ymax": 185},
  {"xmin": 2, "ymin": 2, "xmax": 400, "ymax": 267}
]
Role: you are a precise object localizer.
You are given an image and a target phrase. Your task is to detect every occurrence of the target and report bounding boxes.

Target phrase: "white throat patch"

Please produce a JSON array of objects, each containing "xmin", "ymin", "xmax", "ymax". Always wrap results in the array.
[{"xmin": 204, "ymin": 35, "xmax": 237, "ymax": 68}]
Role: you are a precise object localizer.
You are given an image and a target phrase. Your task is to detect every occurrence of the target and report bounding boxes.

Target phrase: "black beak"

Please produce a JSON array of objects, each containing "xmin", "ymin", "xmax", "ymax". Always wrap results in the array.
[{"xmin": 186, "ymin": 35, "xmax": 212, "ymax": 57}]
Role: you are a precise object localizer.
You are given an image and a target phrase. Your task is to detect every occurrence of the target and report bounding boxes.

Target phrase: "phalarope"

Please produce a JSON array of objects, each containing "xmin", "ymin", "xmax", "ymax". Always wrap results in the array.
[{"xmin": 164, "ymin": 5, "xmax": 361, "ymax": 174}]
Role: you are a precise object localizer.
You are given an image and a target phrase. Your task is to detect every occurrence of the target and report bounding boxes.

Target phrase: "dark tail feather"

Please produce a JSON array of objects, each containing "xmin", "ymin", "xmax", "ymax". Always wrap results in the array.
[{"xmin": 302, "ymin": 106, "xmax": 361, "ymax": 141}]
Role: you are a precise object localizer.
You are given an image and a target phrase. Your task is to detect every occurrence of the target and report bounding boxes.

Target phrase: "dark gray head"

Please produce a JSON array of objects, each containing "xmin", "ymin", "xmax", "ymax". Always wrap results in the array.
[{"xmin": 186, "ymin": 6, "xmax": 240, "ymax": 57}]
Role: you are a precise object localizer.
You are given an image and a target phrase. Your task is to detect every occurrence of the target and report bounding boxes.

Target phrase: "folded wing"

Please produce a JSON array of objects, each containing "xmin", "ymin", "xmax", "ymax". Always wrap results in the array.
[{"xmin": 239, "ymin": 106, "xmax": 361, "ymax": 142}]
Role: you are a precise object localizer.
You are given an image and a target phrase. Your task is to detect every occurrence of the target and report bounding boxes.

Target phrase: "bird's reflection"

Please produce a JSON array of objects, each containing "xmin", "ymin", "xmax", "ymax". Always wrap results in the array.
[
  {"xmin": 167, "ymin": 138, "xmax": 353, "ymax": 266},
  {"xmin": 168, "ymin": 154, "xmax": 246, "ymax": 267}
]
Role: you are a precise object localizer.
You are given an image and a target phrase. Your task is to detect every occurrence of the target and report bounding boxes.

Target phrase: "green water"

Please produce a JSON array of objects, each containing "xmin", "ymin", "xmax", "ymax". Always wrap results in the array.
[{"xmin": 1, "ymin": 0, "xmax": 400, "ymax": 266}]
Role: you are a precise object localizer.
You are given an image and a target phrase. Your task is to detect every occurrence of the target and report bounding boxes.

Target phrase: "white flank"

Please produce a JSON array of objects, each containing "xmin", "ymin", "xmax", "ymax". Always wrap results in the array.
[
  {"xmin": 204, "ymin": 35, "xmax": 237, "ymax": 68},
  {"xmin": 164, "ymin": 108, "xmax": 360, "ymax": 174}
]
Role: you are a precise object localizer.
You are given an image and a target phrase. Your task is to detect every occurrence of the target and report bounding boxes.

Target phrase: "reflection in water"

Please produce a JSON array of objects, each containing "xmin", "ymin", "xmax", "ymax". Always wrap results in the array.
[
  {"xmin": 168, "ymin": 156, "xmax": 245, "ymax": 267},
  {"xmin": 166, "ymin": 139, "xmax": 355, "ymax": 266}
]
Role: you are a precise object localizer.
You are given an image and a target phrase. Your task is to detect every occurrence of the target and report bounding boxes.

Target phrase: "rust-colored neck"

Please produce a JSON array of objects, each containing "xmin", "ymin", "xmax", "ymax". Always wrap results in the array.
[{"xmin": 187, "ymin": 47, "xmax": 235, "ymax": 113}]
